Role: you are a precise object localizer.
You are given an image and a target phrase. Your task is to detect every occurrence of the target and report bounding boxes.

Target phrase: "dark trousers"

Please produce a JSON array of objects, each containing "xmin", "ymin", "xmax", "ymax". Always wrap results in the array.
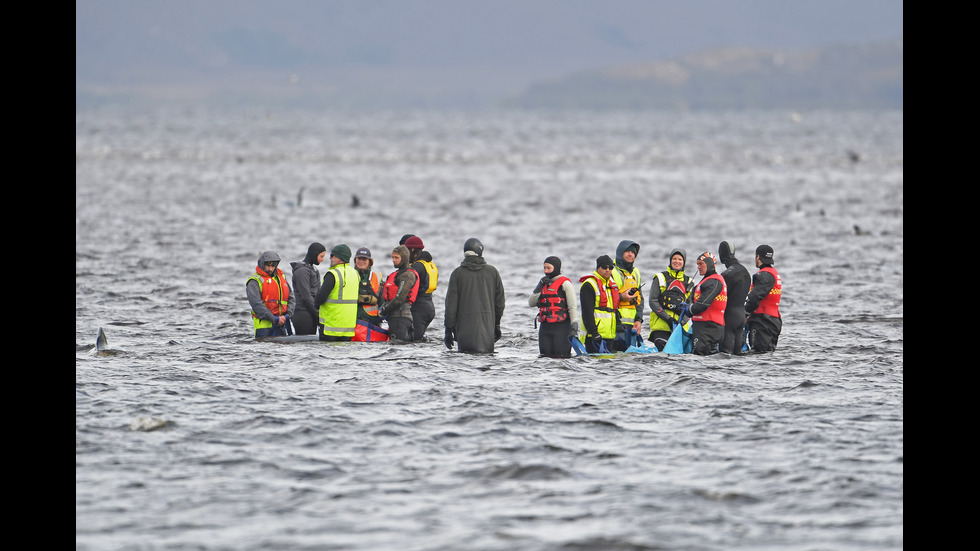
[
  {"xmin": 387, "ymin": 316, "xmax": 414, "ymax": 342},
  {"xmin": 538, "ymin": 319, "xmax": 572, "ymax": 358},
  {"xmin": 692, "ymin": 321, "xmax": 724, "ymax": 355},
  {"xmin": 410, "ymin": 296, "xmax": 435, "ymax": 341},
  {"xmin": 318, "ymin": 326, "xmax": 352, "ymax": 342},
  {"xmin": 721, "ymin": 306, "xmax": 746, "ymax": 354},
  {"xmin": 747, "ymin": 314, "xmax": 782, "ymax": 352},
  {"xmin": 292, "ymin": 309, "xmax": 318, "ymax": 335}
]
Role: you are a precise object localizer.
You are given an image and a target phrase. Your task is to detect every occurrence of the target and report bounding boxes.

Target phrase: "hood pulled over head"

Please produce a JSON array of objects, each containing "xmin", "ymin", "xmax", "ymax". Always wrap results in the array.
[
  {"xmin": 304, "ymin": 242, "xmax": 326, "ymax": 265},
  {"xmin": 392, "ymin": 245, "xmax": 411, "ymax": 269}
]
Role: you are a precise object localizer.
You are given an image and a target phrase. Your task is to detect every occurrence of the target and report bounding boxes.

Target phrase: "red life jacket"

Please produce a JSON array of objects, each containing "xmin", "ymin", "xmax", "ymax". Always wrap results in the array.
[
  {"xmin": 252, "ymin": 266, "xmax": 290, "ymax": 316},
  {"xmin": 537, "ymin": 276, "xmax": 571, "ymax": 323},
  {"xmin": 755, "ymin": 266, "xmax": 782, "ymax": 317},
  {"xmin": 692, "ymin": 273, "xmax": 727, "ymax": 324},
  {"xmin": 382, "ymin": 268, "xmax": 420, "ymax": 304},
  {"xmin": 579, "ymin": 274, "xmax": 620, "ymax": 311}
]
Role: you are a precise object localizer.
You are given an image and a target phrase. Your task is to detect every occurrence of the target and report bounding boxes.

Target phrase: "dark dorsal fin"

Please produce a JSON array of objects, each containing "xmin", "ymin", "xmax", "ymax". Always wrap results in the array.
[{"xmin": 96, "ymin": 328, "xmax": 108, "ymax": 352}]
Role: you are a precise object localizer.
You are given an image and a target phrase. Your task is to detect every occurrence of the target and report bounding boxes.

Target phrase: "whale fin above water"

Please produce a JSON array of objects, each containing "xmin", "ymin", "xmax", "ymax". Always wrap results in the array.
[{"xmin": 96, "ymin": 327, "xmax": 108, "ymax": 352}]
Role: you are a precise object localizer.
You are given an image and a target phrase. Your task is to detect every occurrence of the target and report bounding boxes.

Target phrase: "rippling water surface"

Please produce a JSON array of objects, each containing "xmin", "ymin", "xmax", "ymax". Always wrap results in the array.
[{"xmin": 76, "ymin": 107, "xmax": 903, "ymax": 551}]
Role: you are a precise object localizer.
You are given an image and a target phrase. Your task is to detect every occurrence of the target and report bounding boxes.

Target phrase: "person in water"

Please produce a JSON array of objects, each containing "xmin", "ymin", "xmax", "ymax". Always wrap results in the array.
[
  {"xmin": 352, "ymin": 246, "xmax": 387, "ymax": 341},
  {"xmin": 745, "ymin": 244, "xmax": 782, "ymax": 353},
  {"xmin": 444, "ymin": 237, "xmax": 505, "ymax": 353},
  {"xmin": 647, "ymin": 248, "xmax": 694, "ymax": 351},
  {"xmin": 528, "ymin": 255, "xmax": 579, "ymax": 358},
  {"xmin": 689, "ymin": 252, "xmax": 727, "ymax": 355},
  {"xmin": 579, "ymin": 255, "xmax": 623, "ymax": 353},
  {"xmin": 718, "ymin": 241, "xmax": 751, "ymax": 354},
  {"xmin": 314, "ymin": 244, "xmax": 359, "ymax": 342},
  {"xmin": 380, "ymin": 244, "xmax": 418, "ymax": 342},
  {"xmin": 246, "ymin": 250, "xmax": 295, "ymax": 338},
  {"xmin": 290, "ymin": 242, "xmax": 326, "ymax": 335},
  {"xmin": 610, "ymin": 240, "xmax": 644, "ymax": 348},
  {"xmin": 404, "ymin": 236, "xmax": 437, "ymax": 342}
]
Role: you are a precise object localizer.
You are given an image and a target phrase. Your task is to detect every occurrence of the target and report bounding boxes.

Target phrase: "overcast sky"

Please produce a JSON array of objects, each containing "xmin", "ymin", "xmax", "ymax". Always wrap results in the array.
[{"xmin": 76, "ymin": 0, "xmax": 903, "ymax": 108}]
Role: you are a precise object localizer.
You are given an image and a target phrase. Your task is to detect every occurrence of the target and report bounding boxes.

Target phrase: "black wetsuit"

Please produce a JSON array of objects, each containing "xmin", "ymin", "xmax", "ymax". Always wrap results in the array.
[{"xmin": 719, "ymin": 258, "xmax": 751, "ymax": 354}]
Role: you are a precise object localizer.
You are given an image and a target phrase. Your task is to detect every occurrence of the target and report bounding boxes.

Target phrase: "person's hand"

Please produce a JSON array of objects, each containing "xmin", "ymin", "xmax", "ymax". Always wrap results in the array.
[
  {"xmin": 378, "ymin": 303, "xmax": 389, "ymax": 318},
  {"xmin": 444, "ymin": 328, "xmax": 455, "ymax": 350},
  {"xmin": 533, "ymin": 276, "xmax": 549, "ymax": 293},
  {"xmin": 681, "ymin": 314, "xmax": 691, "ymax": 326},
  {"xmin": 569, "ymin": 325, "xmax": 579, "ymax": 339},
  {"xmin": 592, "ymin": 334, "xmax": 604, "ymax": 348},
  {"xmin": 494, "ymin": 325, "xmax": 502, "ymax": 341},
  {"xmin": 657, "ymin": 309, "xmax": 673, "ymax": 323},
  {"xmin": 276, "ymin": 315, "xmax": 286, "ymax": 326}
]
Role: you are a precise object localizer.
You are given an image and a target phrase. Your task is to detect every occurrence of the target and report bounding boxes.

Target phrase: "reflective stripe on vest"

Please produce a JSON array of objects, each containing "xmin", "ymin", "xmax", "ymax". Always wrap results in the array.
[
  {"xmin": 579, "ymin": 273, "xmax": 619, "ymax": 339},
  {"xmin": 361, "ymin": 271, "xmax": 382, "ymax": 317},
  {"xmin": 692, "ymin": 273, "xmax": 727, "ymax": 325},
  {"xmin": 650, "ymin": 271, "xmax": 693, "ymax": 333},
  {"xmin": 319, "ymin": 263, "xmax": 359, "ymax": 336},
  {"xmin": 755, "ymin": 266, "xmax": 782, "ymax": 318},
  {"xmin": 248, "ymin": 269, "xmax": 290, "ymax": 330}
]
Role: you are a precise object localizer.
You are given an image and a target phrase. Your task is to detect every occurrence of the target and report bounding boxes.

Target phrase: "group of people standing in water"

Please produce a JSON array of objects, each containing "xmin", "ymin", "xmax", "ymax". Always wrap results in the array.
[
  {"xmin": 528, "ymin": 240, "xmax": 782, "ymax": 358},
  {"xmin": 246, "ymin": 235, "xmax": 781, "ymax": 359},
  {"xmin": 246, "ymin": 235, "xmax": 506, "ymax": 354}
]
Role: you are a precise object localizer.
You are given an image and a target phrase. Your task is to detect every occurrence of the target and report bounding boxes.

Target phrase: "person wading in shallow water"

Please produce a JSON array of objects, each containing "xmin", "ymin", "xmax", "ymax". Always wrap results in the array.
[
  {"xmin": 718, "ymin": 241, "xmax": 751, "ymax": 354},
  {"xmin": 290, "ymin": 242, "xmax": 326, "ymax": 335},
  {"xmin": 314, "ymin": 244, "xmax": 359, "ymax": 342},
  {"xmin": 246, "ymin": 250, "xmax": 295, "ymax": 338},
  {"xmin": 404, "ymin": 235, "xmax": 437, "ymax": 342},
  {"xmin": 380, "ymin": 245, "xmax": 419, "ymax": 343},
  {"xmin": 444, "ymin": 237, "xmax": 505, "ymax": 354},
  {"xmin": 745, "ymin": 244, "xmax": 782, "ymax": 353},
  {"xmin": 689, "ymin": 252, "xmax": 727, "ymax": 356},
  {"xmin": 647, "ymin": 248, "xmax": 694, "ymax": 351},
  {"xmin": 528, "ymin": 255, "xmax": 579, "ymax": 358},
  {"xmin": 579, "ymin": 255, "xmax": 622, "ymax": 353}
]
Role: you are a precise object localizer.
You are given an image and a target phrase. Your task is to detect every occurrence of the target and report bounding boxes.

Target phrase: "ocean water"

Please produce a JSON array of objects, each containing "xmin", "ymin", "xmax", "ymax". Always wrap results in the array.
[{"xmin": 76, "ymin": 106, "xmax": 903, "ymax": 551}]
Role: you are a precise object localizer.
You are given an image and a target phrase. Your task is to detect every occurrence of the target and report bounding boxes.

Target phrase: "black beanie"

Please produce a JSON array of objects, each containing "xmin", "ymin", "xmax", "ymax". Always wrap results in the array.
[
  {"xmin": 303, "ymin": 242, "xmax": 326, "ymax": 265},
  {"xmin": 399, "ymin": 234, "xmax": 415, "ymax": 245},
  {"xmin": 544, "ymin": 256, "xmax": 562, "ymax": 275},
  {"xmin": 596, "ymin": 255, "xmax": 614, "ymax": 269}
]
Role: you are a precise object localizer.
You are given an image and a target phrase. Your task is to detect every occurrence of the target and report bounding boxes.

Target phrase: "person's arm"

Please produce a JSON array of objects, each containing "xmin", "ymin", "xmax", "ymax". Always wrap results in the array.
[
  {"xmin": 443, "ymin": 270, "xmax": 457, "ymax": 349},
  {"xmin": 494, "ymin": 268, "xmax": 505, "ymax": 340},
  {"xmin": 246, "ymin": 279, "xmax": 275, "ymax": 323},
  {"xmin": 387, "ymin": 270, "xmax": 417, "ymax": 310},
  {"xmin": 580, "ymin": 283, "xmax": 598, "ymax": 335},
  {"xmin": 528, "ymin": 274, "xmax": 550, "ymax": 307},
  {"xmin": 315, "ymin": 271, "xmax": 336, "ymax": 307},
  {"xmin": 689, "ymin": 278, "xmax": 722, "ymax": 316},
  {"xmin": 745, "ymin": 271, "xmax": 775, "ymax": 314}
]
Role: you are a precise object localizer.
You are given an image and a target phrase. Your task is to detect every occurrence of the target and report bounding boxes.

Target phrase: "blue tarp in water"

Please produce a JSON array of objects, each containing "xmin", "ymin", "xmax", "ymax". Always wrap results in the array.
[{"xmin": 661, "ymin": 321, "xmax": 693, "ymax": 355}]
